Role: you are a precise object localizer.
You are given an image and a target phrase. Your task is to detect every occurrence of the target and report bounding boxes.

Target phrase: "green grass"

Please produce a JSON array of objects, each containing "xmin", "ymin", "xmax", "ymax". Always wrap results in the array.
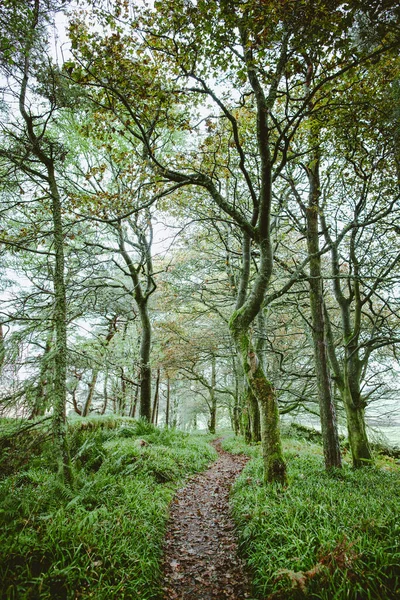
[
  {"xmin": 0, "ymin": 417, "xmax": 217, "ymax": 599},
  {"xmin": 225, "ymin": 435, "xmax": 400, "ymax": 600},
  {"xmin": 2, "ymin": 420, "xmax": 399, "ymax": 599}
]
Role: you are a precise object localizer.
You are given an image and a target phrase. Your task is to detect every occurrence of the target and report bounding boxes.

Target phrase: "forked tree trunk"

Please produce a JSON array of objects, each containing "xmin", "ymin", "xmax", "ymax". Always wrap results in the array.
[
  {"xmin": 321, "ymin": 213, "xmax": 373, "ymax": 468},
  {"xmin": 117, "ymin": 220, "xmax": 155, "ymax": 422},
  {"xmin": 82, "ymin": 370, "xmax": 99, "ymax": 417}
]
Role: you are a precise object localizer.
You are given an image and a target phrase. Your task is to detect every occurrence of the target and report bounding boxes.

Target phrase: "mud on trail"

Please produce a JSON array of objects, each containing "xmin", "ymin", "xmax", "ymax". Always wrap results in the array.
[{"xmin": 162, "ymin": 439, "xmax": 254, "ymax": 600}]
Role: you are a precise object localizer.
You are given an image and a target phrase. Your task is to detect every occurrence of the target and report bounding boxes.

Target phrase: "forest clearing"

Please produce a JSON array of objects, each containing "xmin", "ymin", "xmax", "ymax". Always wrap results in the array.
[{"xmin": 1, "ymin": 0, "xmax": 400, "ymax": 598}]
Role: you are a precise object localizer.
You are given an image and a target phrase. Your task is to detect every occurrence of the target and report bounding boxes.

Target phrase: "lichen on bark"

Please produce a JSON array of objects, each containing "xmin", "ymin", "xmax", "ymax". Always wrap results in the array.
[{"xmin": 230, "ymin": 315, "xmax": 287, "ymax": 485}]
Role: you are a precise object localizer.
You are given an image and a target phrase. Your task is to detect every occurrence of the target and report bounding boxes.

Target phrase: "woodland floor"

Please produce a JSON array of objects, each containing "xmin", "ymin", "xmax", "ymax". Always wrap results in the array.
[{"xmin": 161, "ymin": 439, "xmax": 254, "ymax": 600}]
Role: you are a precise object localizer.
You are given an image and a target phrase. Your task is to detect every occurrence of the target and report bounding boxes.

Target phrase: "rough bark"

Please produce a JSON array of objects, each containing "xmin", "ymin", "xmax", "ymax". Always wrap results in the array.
[
  {"xmin": 229, "ymin": 232, "xmax": 286, "ymax": 483},
  {"xmin": 138, "ymin": 304, "xmax": 152, "ymax": 420},
  {"xmin": 306, "ymin": 153, "xmax": 342, "ymax": 469},
  {"xmin": 208, "ymin": 355, "xmax": 217, "ymax": 434}
]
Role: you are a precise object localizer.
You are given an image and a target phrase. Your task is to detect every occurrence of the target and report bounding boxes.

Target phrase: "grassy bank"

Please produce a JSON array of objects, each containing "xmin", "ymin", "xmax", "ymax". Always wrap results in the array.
[
  {"xmin": 2, "ymin": 419, "xmax": 399, "ymax": 600},
  {"xmin": 223, "ymin": 433, "xmax": 400, "ymax": 600},
  {"xmin": 0, "ymin": 418, "xmax": 217, "ymax": 600}
]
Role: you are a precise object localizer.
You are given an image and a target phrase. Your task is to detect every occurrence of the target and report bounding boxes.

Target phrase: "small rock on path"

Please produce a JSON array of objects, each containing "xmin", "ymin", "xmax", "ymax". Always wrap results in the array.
[{"xmin": 162, "ymin": 439, "xmax": 253, "ymax": 600}]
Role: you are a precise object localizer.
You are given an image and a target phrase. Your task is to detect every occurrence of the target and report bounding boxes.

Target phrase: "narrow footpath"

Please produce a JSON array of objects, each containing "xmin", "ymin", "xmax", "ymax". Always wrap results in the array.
[{"xmin": 162, "ymin": 439, "xmax": 253, "ymax": 600}]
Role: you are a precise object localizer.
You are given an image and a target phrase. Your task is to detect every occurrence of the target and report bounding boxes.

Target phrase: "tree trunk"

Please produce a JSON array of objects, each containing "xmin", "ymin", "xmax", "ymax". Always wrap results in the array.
[
  {"xmin": 138, "ymin": 303, "xmax": 152, "ymax": 420},
  {"xmin": 241, "ymin": 396, "xmax": 252, "ymax": 443},
  {"xmin": 0, "ymin": 324, "xmax": 5, "ymax": 373},
  {"xmin": 165, "ymin": 375, "xmax": 170, "ymax": 427},
  {"xmin": 231, "ymin": 324, "xmax": 286, "ymax": 485},
  {"xmin": 82, "ymin": 370, "xmax": 98, "ymax": 417},
  {"xmin": 49, "ymin": 169, "xmax": 72, "ymax": 485},
  {"xmin": 71, "ymin": 383, "xmax": 82, "ymax": 416},
  {"xmin": 320, "ymin": 212, "xmax": 373, "ymax": 468},
  {"xmin": 101, "ymin": 369, "xmax": 108, "ymax": 415},
  {"xmin": 17, "ymin": 32, "xmax": 72, "ymax": 482},
  {"xmin": 343, "ymin": 377, "xmax": 372, "ymax": 466},
  {"xmin": 117, "ymin": 223, "xmax": 155, "ymax": 422},
  {"xmin": 119, "ymin": 369, "xmax": 127, "ymax": 415},
  {"xmin": 29, "ymin": 333, "xmax": 53, "ymax": 419},
  {"xmin": 306, "ymin": 154, "xmax": 342, "ymax": 469},
  {"xmin": 208, "ymin": 354, "xmax": 217, "ymax": 434},
  {"xmin": 152, "ymin": 368, "xmax": 160, "ymax": 424},
  {"xmin": 232, "ymin": 356, "xmax": 241, "ymax": 436},
  {"xmin": 247, "ymin": 386, "xmax": 261, "ymax": 443},
  {"xmin": 129, "ymin": 374, "xmax": 140, "ymax": 418}
]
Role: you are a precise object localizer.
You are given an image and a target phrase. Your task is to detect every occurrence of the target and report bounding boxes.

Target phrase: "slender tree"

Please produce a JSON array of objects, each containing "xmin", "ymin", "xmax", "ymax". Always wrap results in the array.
[{"xmin": 0, "ymin": 0, "xmax": 73, "ymax": 482}]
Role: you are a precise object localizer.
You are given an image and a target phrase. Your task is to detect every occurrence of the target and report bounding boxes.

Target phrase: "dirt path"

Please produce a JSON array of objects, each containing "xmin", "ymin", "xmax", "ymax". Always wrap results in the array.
[{"xmin": 161, "ymin": 439, "xmax": 253, "ymax": 600}]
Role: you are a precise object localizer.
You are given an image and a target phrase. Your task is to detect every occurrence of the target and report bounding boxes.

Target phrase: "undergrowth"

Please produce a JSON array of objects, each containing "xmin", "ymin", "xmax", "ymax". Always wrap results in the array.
[
  {"xmin": 0, "ymin": 417, "xmax": 217, "ymax": 599},
  {"xmin": 224, "ymin": 435, "xmax": 400, "ymax": 599}
]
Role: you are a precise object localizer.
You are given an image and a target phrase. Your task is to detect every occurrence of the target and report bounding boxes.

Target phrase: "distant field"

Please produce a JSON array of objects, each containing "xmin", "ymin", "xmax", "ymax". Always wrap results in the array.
[
  {"xmin": 281, "ymin": 416, "xmax": 400, "ymax": 448},
  {"xmin": 369, "ymin": 425, "xmax": 400, "ymax": 447}
]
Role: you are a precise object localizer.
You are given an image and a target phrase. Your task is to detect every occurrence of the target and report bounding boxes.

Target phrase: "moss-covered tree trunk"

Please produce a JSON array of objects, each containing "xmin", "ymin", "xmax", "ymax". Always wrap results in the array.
[
  {"xmin": 343, "ymin": 386, "xmax": 372, "ymax": 466},
  {"xmin": 49, "ymin": 169, "xmax": 72, "ymax": 484},
  {"xmin": 15, "ymin": 5, "xmax": 72, "ymax": 484},
  {"xmin": 342, "ymin": 360, "xmax": 372, "ymax": 466},
  {"xmin": 246, "ymin": 386, "xmax": 261, "ymax": 443},
  {"xmin": 231, "ymin": 322, "xmax": 286, "ymax": 485}
]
